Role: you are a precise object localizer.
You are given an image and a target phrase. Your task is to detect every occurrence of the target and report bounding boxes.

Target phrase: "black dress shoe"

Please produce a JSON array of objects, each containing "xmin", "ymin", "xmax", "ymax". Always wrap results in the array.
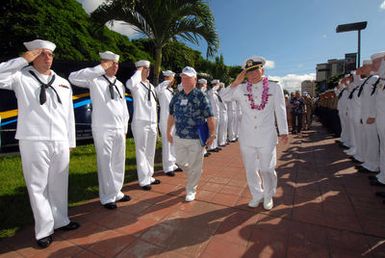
[
  {"xmin": 151, "ymin": 179, "xmax": 161, "ymax": 185},
  {"xmin": 351, "ymin": 158, "xmax": 363, "ymax": 164},
  {"xmin": 370, "ymin": 180, "xmax": 385, "ymax": 187},
  {"xmin": 375, "ymin": 191, "xmax": 385, "ymax": 198},
  {"xmin": 104, "ymin": 202, "xmax": 117, "ymax": 209},
  {"xmin": 57, "ymin": 221, "xmax": 80, "ymax": 231},
  {"xmin": 358, "ymin": 168, "xmax": 375, "ymax": 174},
  {"xmin": 118, "ymin": 195, "xmax": 131, "ymax": 202},
  {"xmin": 142, "ymin": 185, "xmax": 152, "ymax": 191},
  {"xmin": 216, "ymin": 147, "xmax": 222, "ymax": 151},
  {"xmin": 368, "ymin": 175, "xmax": 378, "ymax": 180},
  {"xmin": 174, "ymin": 167, "xmax": 183, "ymax": 172},
  {"xmin": 165, "ymin": 171, "xmax": 175, "ymax": 177},
  {"xmin": 37, "ymin": 235, "xmax": 53, "ymax": 248},
  {"xmin": 204, "ymin": 153, "xmax": 210, "ymax": 157}
]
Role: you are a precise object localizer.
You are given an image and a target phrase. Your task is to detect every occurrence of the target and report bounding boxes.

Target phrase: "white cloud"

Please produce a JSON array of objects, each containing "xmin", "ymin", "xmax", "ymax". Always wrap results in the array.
[
  {"xmin": 269, "ymin": 73, "xmax": 316, "ymax": 93},
  {"xmin": 77, "ymin": 0, "xmax": 137, "ymax": 37},
  {"xmin": 381, "ymin": 1, "xmax": 385, "ymax": 10}
]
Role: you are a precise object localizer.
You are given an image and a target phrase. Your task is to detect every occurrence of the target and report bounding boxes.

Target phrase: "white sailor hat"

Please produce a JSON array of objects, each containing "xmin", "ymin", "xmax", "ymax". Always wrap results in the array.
[
  {"xmin": 370, "ymin": 52, "xmax": 385, "ymax": 60},
  {"xmin": 362, "ymin": 60, "xmax": 372, "ymax": 65},
  {"xmin": 198, "ymin": 78, "xmax": 207, "ymax": 84},
  {"xmin": 135, "ymin": 60, "xmax": 150, "ymax": 68},
  {"xmin": 23, "ymin": 39, "xmax": 56, "ymax": 52},
  {"xmin": 181, "ymin": 66, "xmax": 197, "ymax": 77},
  {"xmin": 99, "ymin": 51, "xmax": 120, "ymax": 62},
  {"xmin": 162, "ymin": 70, "xmax": 175, "ymax": 77},
  {"xmin": 243, "ymin": 56, "xmax": 266, "ymax": 71},
  {"xmin": 211, "ymin": 79, "xmax": 220, "ymax": 85}
]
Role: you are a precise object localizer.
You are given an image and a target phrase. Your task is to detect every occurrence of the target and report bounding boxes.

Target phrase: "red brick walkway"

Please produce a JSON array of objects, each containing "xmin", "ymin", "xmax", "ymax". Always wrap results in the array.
[{"xmin": 1, "ymin": 123, "xmax": 385, "ymax": 257}]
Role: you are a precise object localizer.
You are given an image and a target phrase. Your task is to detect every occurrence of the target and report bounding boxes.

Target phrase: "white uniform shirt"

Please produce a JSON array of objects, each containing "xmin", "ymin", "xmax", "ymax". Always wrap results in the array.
[
  {"xmin": 126, "ymin": 70, "xmax": 157, "ymax": 123},
  {"xmin": 359, "ymin": 75, "xmax": 380, "ymax": 120},
  {"xmin": 207, "ymin": 88, "xmax": 220, "ymax": 117},
  {"xmin": 0, "ymin": 57, "xmax": 76, "ymax": 147},
  {"xmin": 69, "ymin": 65, "xmax": 129, "ymax": 132},
  {"xmin": 155, "ymin": 80, "xmax": 173, "ymax": 122},
  {"xmin": 337, "ymin": 86, "xmax": 349, "ymax": 115},
  {"xmin": 222, "ymin": 79, "xmax": 288, "ymax": 148},
  {"xmin": 375, "ymin": 80, "xmax": 385, "ymax": 123},
  {"xmin": 347, "ymin": 79, "xmax": 362, "ymax": 123}
]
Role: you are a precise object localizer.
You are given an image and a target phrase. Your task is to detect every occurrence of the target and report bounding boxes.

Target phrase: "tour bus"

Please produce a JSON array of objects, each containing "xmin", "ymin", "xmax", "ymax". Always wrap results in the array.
[{"xmin": 0, "ymin": 61, "xmax": 135, "ymax": 152}]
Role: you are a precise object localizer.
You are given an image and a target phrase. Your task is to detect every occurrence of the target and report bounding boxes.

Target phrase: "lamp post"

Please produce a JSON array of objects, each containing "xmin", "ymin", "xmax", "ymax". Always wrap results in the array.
[{"xmin": 336, "ymin": 21, "xmax": 367, "ymax": 68}]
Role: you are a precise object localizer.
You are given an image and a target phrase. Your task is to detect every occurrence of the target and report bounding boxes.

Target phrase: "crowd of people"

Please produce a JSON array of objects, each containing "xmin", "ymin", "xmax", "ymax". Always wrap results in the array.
[
  {"xmin": 285, "ymin": 90, "xmax": 315, "ymax": 134},
  {"xmin": 334, "ymin": 52, "xmax": 385, "ymax": 203},
  {"xmin": 0, "ymin": 39, "xmax": 288, "ymax": 248}
]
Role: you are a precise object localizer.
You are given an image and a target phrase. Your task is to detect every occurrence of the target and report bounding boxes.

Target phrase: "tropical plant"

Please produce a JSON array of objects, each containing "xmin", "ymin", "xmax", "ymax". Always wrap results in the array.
[{"xmin": 91, "ymin": 0, "xmax": 219, "ymax": 84}]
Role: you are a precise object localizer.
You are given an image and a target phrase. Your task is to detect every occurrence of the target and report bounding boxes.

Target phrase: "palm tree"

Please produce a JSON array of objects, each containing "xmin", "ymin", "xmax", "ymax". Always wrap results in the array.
[{"xmin": 91, "ymin": 0, "xmax": 219, "ymax": 84}]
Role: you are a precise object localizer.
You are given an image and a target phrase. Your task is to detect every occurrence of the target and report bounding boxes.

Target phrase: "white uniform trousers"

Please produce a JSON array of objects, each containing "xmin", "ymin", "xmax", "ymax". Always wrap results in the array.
[
  {"xmin": 339, "ymin": 110, "xmax": 350, "ymax": 147},
  {"xmin": 93, "ymin": 128, "xmax": 126, "ymax": 205},
  {"xmin": 361, "ymin": 123, "xmax": 380, "ymax": 172},
  {"xmin": 227, "ymin": 109, "xmax": 237, "ymax": 141},
  {"xmin": 353, "ymin": 121, "xmax": 364, "ymax": 162},
  {"xmin": 208, "ymin": 116, "xmax": 220, "ymax": 150},
  {"xmin": 131, "ymin": 120, "xmax": 157, "ymax": 186},
  {"xmin": 376, "ymin": 121, "xmax": 385, "ymax": 184},
  {"xmin": 174, "ymin": 137, "xmax": 204, "ymax": 193},
  {"xmin": 159, "ymin": 120, "xmax": 178, "ymax": 173},
  {"xmin": 218, "ymin": 112, "xmax": 228, "ymax": 146},
  {"xmin": 19, "ymin": 140, "xmax": 71, "ymax": 240},
  {"xmin": 345, "ymin": 116, "xmax": 358, "ymax": 156},
  {"xmin": 240, "ymin": 144, "xmax": 277, "ymax": 200}
]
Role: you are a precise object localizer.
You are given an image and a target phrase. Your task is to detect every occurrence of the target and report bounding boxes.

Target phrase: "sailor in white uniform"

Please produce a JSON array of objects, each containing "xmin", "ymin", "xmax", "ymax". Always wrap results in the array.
[
  {"xmin": 155, "ymin": 70, "xmax": 179, "ymax": 176},
  {"xmin": 126, "ymin": 60, "xmax": 160, "ymax": 190},
  {"xmin": 197, "ymin": 78, "xmax": 211, "ymax": 158},
  {"xmin": 69, "ymin": 51, "xmax": 131, "ymax": 209},
  {"xmin": 338, "ymin": 76, "xmax": 352, "ymax": 148},
  {"xmin": 207, "ymin": 79, "xmax": 221, "ymax": 151},
  {"xmin": 218, "ymin": 82, "xmax": 228, "ymax": 146},
  {"xmin": 226, "ymin": 97, "xmax": 238, "ymax": 142},
  {"xmin": 368, "ymin": 52, "xmax": 385, "ymax": 187},
  {"xmin": 355, "ymin": 60, "xmax": 380, "ymax": 173},
  {"xmin": 221, "ymin": 56, "xmax": 288, "ymax": 210},
  {"xmin": 0, "ymin": 39, "xmax": 79, "ymax": 248}
]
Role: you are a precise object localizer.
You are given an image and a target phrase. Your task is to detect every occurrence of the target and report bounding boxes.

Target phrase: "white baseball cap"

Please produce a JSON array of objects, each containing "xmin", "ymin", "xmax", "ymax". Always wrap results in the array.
[{"xmin": 181, "ymin": 66, "xmax": 197, "ymax": 77}]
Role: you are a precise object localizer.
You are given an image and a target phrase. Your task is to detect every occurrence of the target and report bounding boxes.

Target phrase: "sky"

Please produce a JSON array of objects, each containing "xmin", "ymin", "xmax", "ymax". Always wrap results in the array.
[{"xmin": 77, "ymin": 0, "xmax": 385, "ymax": 92}]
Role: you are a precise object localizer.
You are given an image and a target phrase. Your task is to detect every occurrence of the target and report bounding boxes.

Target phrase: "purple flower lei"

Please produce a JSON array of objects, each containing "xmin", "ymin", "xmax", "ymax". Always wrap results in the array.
[{"xmin": 246, "ymin": 77, "xmax": 270, "ymax": 110}]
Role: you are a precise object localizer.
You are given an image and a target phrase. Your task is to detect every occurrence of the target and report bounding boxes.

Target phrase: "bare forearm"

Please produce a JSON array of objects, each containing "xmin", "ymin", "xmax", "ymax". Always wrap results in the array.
[
  {"xmin": 207, "ymin": 116, "xmax": 216, "ymax": 136},
  {"xmin": 167, "ymin": 115, "xmax": 175, "ymax": 135}
]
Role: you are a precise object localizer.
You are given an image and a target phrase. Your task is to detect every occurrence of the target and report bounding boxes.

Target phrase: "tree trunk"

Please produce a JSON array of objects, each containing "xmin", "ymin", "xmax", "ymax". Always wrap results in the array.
[{"xmin": 153, "ymin": 46, "xmax": 162, "ymax": 85}]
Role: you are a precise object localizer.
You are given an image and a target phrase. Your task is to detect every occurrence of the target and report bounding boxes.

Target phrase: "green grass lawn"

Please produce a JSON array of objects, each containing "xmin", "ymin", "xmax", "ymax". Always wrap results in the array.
[{"xmin": 0, "ymin": 138, "xmax": 163, "ymax": 239}]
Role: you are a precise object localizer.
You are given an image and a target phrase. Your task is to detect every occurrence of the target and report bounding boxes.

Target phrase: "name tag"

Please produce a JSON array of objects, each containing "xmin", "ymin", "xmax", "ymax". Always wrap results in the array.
[{"xmin": 180, "ymin": 99, "xmax": 188, "ymax": 106}]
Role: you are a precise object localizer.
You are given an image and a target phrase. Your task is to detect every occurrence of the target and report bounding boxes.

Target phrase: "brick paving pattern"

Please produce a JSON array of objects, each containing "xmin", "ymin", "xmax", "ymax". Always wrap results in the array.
[{"xmin": 1, "ymin": 123, "xmax": 384, "ymax": 257}]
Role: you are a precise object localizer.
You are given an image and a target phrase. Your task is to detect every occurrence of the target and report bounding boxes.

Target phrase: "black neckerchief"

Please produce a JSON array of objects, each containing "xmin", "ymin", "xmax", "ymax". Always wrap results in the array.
[
  {"xmin": 141, "ymin": 81, "xmax": 158, "ymax": 103},
  {"xmin": 102, "ymin": 75, "xmax": 122, "ymax": 99},
  {"xmin": 338, "ymin": 88, "xmax": 346, "ymax": 100},
  {"xmin": 371, "ymin": 78, "xmax": 382, "ymax": 95},
  {"xmin": 357, "ymin": 75, "xmax": 373, "ymax": 97},
  {"xmin": 348, "ymin": 86, "xmax": 359, "ymax": 99},
  {"xmin": 29, "ymin": 70, "xmax": 60, "ymax": 105}
]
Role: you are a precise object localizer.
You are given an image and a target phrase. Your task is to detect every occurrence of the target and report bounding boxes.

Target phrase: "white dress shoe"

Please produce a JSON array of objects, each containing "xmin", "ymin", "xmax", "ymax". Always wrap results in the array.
[
  {"xmin": 263, "ymin": 198, "xmax": 273, "ymax": 210},
  {"xmin": 248, "ymin": 198, "xmax": 262, "ymax": 208},
  {"xmin": 185, "ymin": 192, "xmax": 196, "ymax": 202}
]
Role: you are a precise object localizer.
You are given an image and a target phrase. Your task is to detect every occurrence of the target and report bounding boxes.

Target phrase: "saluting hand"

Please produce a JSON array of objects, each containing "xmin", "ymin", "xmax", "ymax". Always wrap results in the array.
[
  {"xmin": 231, "ymin": 70, "xmax": 247, "ymax": 88},
  {"xmin": 101, "ymin": 60, "xmax": 114, "ymax": 70},
  {"xmin": 22, "ymin": 49, "xmax": 42, "ymax": 63}
]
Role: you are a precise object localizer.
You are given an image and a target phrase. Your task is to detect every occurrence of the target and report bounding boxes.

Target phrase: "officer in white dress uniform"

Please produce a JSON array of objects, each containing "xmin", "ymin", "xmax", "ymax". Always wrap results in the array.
[
  {"xmin": 155, "ymin": 70, "xmax": 179, "ymax": 176},
  {"xmin": 355, "ymin": 60, "xmax": 380, "ymax": 173},
  {"xmin": 368, "ymin": 52, "xmax": 385, "ymax": 188},
  {"xmin": 126, "ymin": 60, "xmax": 160, "ymax": 190},
  {"xmin": 0, "ymin": 39, "xmax": 79, "ymax": 248},
  {"xmin": 218, "ymin": 82, "xmax": 228, "ymax": 146},
  {"xmin": 221, "ymin": 56, "xmax": 288, "ymax": 210},
  {"xmin": 69, "ymin": 51, "xmax": 131, "ymax": 209},
  {"xmin": 207, "ymin": 79, "xmax": 221, "ymax": 151}
]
